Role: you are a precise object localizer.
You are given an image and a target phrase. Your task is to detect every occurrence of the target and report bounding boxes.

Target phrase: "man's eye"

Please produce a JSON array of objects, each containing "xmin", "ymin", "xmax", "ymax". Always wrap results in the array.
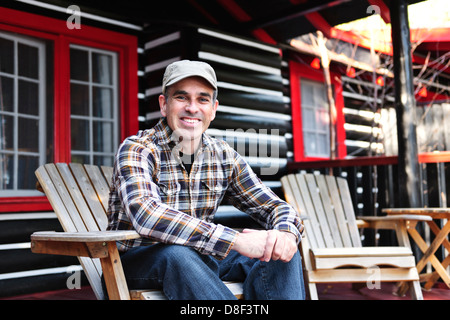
[{"xmin": 174, "ymin": 96, "xmax": 186, "ymax": 101}]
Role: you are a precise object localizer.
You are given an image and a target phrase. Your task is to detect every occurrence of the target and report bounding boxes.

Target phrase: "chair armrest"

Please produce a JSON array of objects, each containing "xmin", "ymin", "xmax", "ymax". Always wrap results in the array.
[
  {"xmin": 30, "ymin": 230, "xmax": 140, "ymax": 258},
  {"xmin": 31, "ymin": 230, "xmax": 140, "ymax": 242},
  {"xmin": 356, "ymin": 214, "xmax": 432, "ymax": 230}
]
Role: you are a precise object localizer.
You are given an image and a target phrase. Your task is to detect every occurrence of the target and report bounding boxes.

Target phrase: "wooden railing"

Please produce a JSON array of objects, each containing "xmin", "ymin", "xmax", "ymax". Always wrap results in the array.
[{"xmin": 286, "ymin": 151, "xmax": 450, "ymax": 246}]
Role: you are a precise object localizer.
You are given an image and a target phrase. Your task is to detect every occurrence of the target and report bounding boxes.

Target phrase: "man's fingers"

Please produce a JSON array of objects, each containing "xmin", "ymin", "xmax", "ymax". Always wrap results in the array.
[{"xmin": 263, "ymin": 230, "xmax": 277, "ymax": 262}]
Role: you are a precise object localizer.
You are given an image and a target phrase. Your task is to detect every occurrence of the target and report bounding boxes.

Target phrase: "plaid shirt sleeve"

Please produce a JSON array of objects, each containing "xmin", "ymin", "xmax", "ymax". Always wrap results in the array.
[
  {"xmin": 112, "ymin": 139, "xmax": 238, "ymax": 259},
  {"xmin": 225, "ymin": 151, "xmax": 304, "ymax": 243}
]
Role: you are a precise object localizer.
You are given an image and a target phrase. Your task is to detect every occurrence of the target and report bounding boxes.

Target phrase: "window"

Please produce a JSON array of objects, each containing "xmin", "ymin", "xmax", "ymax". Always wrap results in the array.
[
  {"xmin": 289, "ymin": 60, "xmax": 346, "ymax": 161},
  {"xmin": 0, "ymin": 7, "xmax": 138, "ymax": 211},
  {"xmin": 70, "ymin": 45, "xmax": 119, "ymax": 166},
  {"xmin": 0, "ymin": 32, "xmax": 47, "ymax": 196},
  {"xmin": 301, "ymin": 79, "xmax": 330, "ymax": 158}
]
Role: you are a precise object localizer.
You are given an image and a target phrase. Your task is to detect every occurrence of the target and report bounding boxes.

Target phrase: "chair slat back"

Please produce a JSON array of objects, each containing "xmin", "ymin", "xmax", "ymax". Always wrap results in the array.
[
  {"xmin": 281, "ymin": 173, "xmax": 362, "ymax": 250},
  {"xmin": 35, "ymin": 163, "xmax": 114, "ymax": 300}
]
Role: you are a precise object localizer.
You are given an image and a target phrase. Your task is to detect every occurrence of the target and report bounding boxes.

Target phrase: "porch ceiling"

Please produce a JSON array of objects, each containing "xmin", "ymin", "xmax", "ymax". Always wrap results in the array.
[{"xmin": 10, "ymin": 0, "xmax": 425, "ymax": 44}]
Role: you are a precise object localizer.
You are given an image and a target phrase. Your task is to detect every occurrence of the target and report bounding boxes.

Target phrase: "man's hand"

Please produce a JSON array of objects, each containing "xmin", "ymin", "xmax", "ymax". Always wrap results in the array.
[{"xmin": 232, "ymin": 229, "xmax": 297, "ymax": 262}]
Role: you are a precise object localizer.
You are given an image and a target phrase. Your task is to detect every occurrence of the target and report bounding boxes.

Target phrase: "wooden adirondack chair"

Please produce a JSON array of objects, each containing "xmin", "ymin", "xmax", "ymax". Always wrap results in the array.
[
  {"xmin": 30, "ymin": 163, "xmax": 243, "ymax": 300},
  {"xmin": 281, "ymin": 173, "xmax": 432, "ymax": 300}
]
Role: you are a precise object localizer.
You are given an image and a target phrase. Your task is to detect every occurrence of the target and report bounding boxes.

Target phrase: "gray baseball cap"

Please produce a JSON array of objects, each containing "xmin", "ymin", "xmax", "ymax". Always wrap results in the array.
[{"xmin": 162, "ymin": 60, "xmax": 217, "ymax": 94}]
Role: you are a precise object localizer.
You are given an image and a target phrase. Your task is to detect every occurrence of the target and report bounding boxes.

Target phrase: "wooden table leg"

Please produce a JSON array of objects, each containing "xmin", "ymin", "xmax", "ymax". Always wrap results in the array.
[
  {"xmin": 422, "ymin": 220, "xmax": 450, "ymax": 289},
  {"xmin": 409, "ymin": 221, "xmax": 450, "ymax": 289}
]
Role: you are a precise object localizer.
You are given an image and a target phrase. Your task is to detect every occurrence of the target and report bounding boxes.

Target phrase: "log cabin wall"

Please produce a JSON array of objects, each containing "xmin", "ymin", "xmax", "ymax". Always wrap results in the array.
[{"xmin": 143, "ymin": 27, "xmax": 293, "ymax": 195}]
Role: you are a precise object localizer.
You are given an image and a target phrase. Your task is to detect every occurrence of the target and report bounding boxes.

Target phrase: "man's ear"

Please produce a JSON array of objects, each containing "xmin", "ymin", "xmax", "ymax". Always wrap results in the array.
[
  {"xmin": 159, "ymin": 94, "xmax": 167, "ymax": 117},
  {"xmin": 210, "ymin": 99, "xmax": 219, "ymax": 121}
]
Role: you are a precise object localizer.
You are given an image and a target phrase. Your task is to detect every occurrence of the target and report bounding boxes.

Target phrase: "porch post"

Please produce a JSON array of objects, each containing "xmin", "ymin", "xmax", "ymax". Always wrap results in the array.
[{"xmin": 389, "ymin": 0, "xmax": 422, "ymax": 208}]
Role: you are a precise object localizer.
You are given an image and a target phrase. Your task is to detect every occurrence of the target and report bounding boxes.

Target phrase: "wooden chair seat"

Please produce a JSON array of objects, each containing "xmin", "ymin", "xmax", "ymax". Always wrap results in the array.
[
  {"xmin": 30, "ymin": 163, "xmax": 244, "ymax": 300},
  {"xmin": 281, "ymin": 173, "xmax": 431, "ymax": 300}
]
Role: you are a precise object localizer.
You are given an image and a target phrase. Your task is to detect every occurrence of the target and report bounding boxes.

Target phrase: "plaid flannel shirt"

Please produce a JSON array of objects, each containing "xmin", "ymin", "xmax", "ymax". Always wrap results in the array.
[{"xmin": 107, "ymin": 117, "xmax": 303, "ymax": 259}]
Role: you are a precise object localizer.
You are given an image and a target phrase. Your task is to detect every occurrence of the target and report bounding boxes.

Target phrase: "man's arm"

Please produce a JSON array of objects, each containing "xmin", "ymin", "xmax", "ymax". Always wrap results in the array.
[
  {"xmin": 114, "ymin": 140, "xmax": 238, "ymax": 258},
  {"xmin": 225, "ymin": 151, "xmax": 303, "ymax": 262}
]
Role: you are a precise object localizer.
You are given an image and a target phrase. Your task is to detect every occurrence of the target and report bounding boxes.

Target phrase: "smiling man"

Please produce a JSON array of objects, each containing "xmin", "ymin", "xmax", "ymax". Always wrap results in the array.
[{"xmin": 106, "ymin": 60, "xmax": 305, "ymax": 300}]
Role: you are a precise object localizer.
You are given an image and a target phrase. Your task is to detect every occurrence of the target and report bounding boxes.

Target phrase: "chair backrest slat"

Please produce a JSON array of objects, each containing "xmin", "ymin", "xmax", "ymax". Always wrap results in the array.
[
  {"xmin": 304, "ymin": 174, "xmax": 336, "ymax": 248},
  {"xmin": 336, "ymin": 176, "xmax": 362, "ymax": 247},
  {"xmin": 35, "ymin": 163, "xmax": 114, "ymax": 300},
  {"xmin": 36, "ymin": 164, "xmax": 81, "ymax": 232},
  {"xmin": 281, "ymin": 173, "xmax": 362, "ymax": 250},
  {"xmin": 83, "ymin": 164, "xmax": 111, "ymax": 228},
  {"xmin": 54, "ymin": 163, "xmax": 100, "ymax": 232},
  {"xmin": 68, "ymin": 163, "xmax": 108, "ymax": 231}
]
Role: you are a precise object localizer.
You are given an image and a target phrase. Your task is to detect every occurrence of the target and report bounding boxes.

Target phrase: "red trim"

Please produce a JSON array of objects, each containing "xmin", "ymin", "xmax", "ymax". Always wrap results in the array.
[
  {"xmin": 0, "ymin": 197, "xmax": 53, "ymax": 213},
  {"xmin": 288, "ymin": 151, "xmax": 450, "ymax": 172},
  {"xmin": 289, "ymin": 60, "xmax": 346, "ymax": 162},
  {"xmin": 54, "ymin": 35, "xmax": 72, "ymax": 163},
  {"xmin": 305, "ymin": 12, "xmax": 333, "ymax": 39},
  {"xmin": 367, "ymin": 0, "xmax": 391, "ymax": 24},
  {"xmin": 216, "ymin": 0, "xmax": 277, "ymax": 45},
  {"xmin": 418, "ymin": 151, "xmax": 450, "ymax": 164},
  {"xmin": 288, "ymin": 155, "xmax": 399, "ymax": 171},
  {"xmin": 0, "ymin": 7, "xmax": 138, "ymax": 212}
]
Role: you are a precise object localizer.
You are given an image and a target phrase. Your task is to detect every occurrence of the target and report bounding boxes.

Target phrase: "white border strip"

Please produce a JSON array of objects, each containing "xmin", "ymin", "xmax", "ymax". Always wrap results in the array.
[
  {"xmin": 0, "ymin": 212, "xmax": 56, "ymax": 221},
  {"xmin": 217, "ymin": 81, "xmax": 282, "ymax": 97},
  {"xmin": 0, "ymin": 242, "xmax": 31, "ymax": 250},
  {"xmin": 198, "ymin": 51, "xmax": 281, "ymax": 76},
  {"xmin": 0, "ymin": 265, "xmax": 83, "ymax": 280},
  {"xmin": 16, "ymin": 0, "xmax": 143, "ymax": 30},
  {"xmin": 145, "ymin": 56, "xmax": 181, "ymax": 73},
  {"xmin": 145, "ymin": 32, "xmax": 180, "ymax": 50},
  {"xmin": 218, "ymin": 105, "xmax": 291, "ymax": 121},
  {"xmin": 198, "ymin": 28, "xmax": 279, "ymax": 54}
]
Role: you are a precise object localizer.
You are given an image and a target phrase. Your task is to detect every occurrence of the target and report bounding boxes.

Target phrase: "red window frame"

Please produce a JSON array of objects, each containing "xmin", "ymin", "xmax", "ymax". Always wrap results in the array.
[
  {"xmin": 0, "ymin": 7, "xmax": 139, "ymax": 212},
  {"xmin": 289, "ymin": 59, "xmax": 347, "ymax": 162}
]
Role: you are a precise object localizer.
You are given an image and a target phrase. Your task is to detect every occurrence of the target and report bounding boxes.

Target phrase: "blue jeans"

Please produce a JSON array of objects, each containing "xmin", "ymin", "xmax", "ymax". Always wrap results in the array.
[{"xmin": 119, "ymin": 243, "xmax": 305, "ymax": 300}]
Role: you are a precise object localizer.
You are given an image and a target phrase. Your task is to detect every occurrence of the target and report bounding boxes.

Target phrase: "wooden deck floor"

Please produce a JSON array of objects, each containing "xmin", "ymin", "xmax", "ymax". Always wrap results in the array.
[{"xmin": 2, "ymin": 282, "xmax": 449, "ymax": 300}]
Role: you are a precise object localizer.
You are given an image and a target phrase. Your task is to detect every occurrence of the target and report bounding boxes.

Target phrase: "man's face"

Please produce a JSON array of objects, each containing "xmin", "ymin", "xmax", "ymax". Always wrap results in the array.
[{"xmin": 159, "ymin": 76, "xmax": 218, "ymax": 150}]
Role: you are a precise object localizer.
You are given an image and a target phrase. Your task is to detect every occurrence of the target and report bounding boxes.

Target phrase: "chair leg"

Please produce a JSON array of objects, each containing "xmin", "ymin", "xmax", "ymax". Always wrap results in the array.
[
  {"xmin": 410, "ymin": 280, "xmax": 423, "ymax": 300},
  {"xmin": 100, "ymin": 241, "xmax": 131, "ymax": 300},
  {"xmin": 308, "ymin": 283, "xmax": 319, "ymax": 300}
]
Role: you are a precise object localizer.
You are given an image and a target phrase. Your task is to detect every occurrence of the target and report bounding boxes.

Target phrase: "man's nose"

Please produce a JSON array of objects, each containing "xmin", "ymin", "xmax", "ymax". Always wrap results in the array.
[{"xmin": 185, "ymin": 101, "xmax": 199, "ymax": 113}]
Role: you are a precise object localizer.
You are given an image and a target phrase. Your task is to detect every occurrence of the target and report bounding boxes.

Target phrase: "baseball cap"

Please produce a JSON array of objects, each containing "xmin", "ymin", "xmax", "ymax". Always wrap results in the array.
[{"xmin": 162, "ymin": 60, "xmax": 217, "ymax": 94}]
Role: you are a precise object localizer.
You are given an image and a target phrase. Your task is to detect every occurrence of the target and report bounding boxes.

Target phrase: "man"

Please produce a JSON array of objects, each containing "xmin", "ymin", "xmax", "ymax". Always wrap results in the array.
[{"xmin": 107, "ymin": 60, "xmax": 305, "ymax": 299}]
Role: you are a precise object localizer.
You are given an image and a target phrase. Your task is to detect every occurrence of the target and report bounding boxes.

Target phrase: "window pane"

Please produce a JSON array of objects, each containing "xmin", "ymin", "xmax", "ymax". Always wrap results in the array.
[
  {"xmin": 18, "ymin": 117, "xmax": 39, "ymax": 153},
  {"xmin": 301, "ymin": 78, "xmax": 330, "ymax": 158},
  {"xmin": 18, "ymin": 80, "xmax": 39, "ymax": 115},
  {"xmin": 71, "ymin": 83, "xmax": 89, "ymax": 115},
  {"xmin": 17, "ymin": 155, "xmax": 39, "ymax": 189},
  {"xmin": 71, "ymin": 118, "xmax": 90, "ymax": 151},
  {"xmin": 302, "ymin": 109, "xmax": 315, "ymax": 130},
  {"xmin": 71, "ymin": 154, "xmax": 89, "ymax": 164},
  {"xmin": 93, "ymin": 121, "xmax": 113, "ymax": 152},
  {"xmin": 317, "ymin": 134, "xmax": 329, "ymax": 155},
  {"xmin": 0, "ymin": 154, "xmax": 14, "ymax": 190},
  {"xmin": 0, "ymin": 114, "xmax": 13, "ymax": 151},
  {"xmin": 94, "ymin": 155, "xmax": 113, "ymax": 166},
  {"xmin": 92, "ymin": 53, "xmax": 112, "ymax": 84},
  {"xmin": 0, "ymin": 76, "xmax": 14, "ymax": 112},
  {"xmin": 18, "ymin": 43, "xmax": 38, "ymax": 79},
  {"xmin": 317, "ymin": 110, "xmax": 329, "ymax": 130},
  {"xmin": 93, "ymin": 87, "xmax": 113, "ymax": 118},
  {"xmin": 301, "ymin": 83, "xmax": 313, "ymax": 106},
  {"xmin": 70, "ymin": 49, "xmax": 89, "ymax": 81},
  {"xmin": 0, "ymin": 37, "xmax": 14, "ymax": 74},
  {"xmin": 304, "ymin": 133, "xmax": 316, "ymax": 156}
]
